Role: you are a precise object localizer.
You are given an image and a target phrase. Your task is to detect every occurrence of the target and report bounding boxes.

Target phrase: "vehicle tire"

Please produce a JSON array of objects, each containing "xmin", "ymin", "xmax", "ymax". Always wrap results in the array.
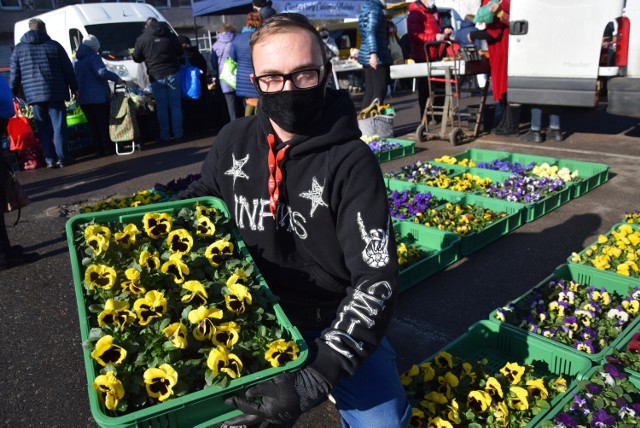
[
  {"xmin": 416, "ymin": 123, "xmax": 428, "ymax": 142},
  {"xmin": 450, "ymin": 128, "xmax": 464, "ymax": 146}
]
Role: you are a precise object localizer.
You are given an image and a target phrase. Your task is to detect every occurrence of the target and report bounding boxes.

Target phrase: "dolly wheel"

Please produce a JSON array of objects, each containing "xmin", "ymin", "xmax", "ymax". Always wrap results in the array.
[
  {"xmin": 450, "ymin": 128, "xmax": 464, "ymax": 146},
  {"xmin": 416, "ymin": 124, "xmax": 428, "ymax": 142}
]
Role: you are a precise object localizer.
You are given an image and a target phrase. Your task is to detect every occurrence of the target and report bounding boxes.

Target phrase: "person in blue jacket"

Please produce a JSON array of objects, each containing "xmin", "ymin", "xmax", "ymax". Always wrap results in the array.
[
  {"xmin": 74, "ymin": 35, "xmax": 123, "ymax": 157},
  {"xmin": 10, "ymin": 18, "xmax": 78, "ymax": 168},
  {"xmin": 358, "ymin": 0, "xmax": 393, "ymax": 109},
  {"xmin": 230, "ymin": 11, "xmax": 263, "ymax": 116}
]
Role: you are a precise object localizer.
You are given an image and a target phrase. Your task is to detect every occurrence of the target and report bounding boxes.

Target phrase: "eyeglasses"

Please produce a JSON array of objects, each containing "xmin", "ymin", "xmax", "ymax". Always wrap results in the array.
[{"xmin": 254, "ymin": 62, "xmax": 329, "ymax": 93}]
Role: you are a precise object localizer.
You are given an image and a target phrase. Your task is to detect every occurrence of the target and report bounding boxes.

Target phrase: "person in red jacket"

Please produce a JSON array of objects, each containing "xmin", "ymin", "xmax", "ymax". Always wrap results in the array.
[
  {"xmin": 469, "ymin": 0, "xmax": 518, "ymax": 135},
  {"xmin": 407, "ymin": 0, "xmax": 445, "ymax": 120}
]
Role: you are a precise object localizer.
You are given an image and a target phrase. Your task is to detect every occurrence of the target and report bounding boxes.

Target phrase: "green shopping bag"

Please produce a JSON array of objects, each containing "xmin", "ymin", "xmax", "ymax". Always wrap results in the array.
[{"xmin": 219, "ymin": 57, "xmax": 237, "ymax": 90}]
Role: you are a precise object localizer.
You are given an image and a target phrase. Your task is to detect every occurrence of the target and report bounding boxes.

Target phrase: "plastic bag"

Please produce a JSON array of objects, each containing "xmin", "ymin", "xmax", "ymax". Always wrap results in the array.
[
  {"xmin": 180, "ymin": 59, "xmax": 203, "ymax": 99},
  {"xmin": 7, "ymin": 100, "xmax": 37, "ymax": 152},
  {"xmin": 474, "ymin": 0, "xmax": 500, "ymax": 24},
  {"xmin": 219, "ymin": 57, "xmax": 237, "ymax": 90}
]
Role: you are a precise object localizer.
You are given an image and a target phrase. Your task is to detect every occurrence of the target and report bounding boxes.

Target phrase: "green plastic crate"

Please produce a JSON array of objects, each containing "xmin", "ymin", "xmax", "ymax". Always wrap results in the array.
[
  {"xmin": 374, "ymin": 138, "xmax": 416, "ymax": 163},
  {"xmin": 567, "ymin": 222, "xmax": 640, "ymax": 283},
  {"xmin": 394, "ymin": 221, "xmax": 461, "ymax": 292},
  {"xmin": 489, "ymin": 264, "xmax": 640, "ymax": 362},
  {"xmin": 554, "ymin": 159, "xmax": 610, "ymax": 198},
  {"xmin": 422, "ymin": 193, "xmax": 525, "ymax": 256},
  {"xmin": 419, "ymin": 320, "xmax": 592, "ymax": 428},
  {"xmin": 445, "ymin": 148, "xmax": 511, "ymax": 165},
  {"xmin": 538, "ymin": 366, "xmax": 640, "ymax": 426},
  {"xmin": 65, "ymin": 197, "xmax": 308, "ymax": 428}
]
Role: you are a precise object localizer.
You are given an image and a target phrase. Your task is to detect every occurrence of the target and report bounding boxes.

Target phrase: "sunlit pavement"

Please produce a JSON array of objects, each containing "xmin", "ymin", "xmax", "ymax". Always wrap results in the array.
[{"xmin": 1, "ymin": 88, "xmax": 639, "ymax": 427}]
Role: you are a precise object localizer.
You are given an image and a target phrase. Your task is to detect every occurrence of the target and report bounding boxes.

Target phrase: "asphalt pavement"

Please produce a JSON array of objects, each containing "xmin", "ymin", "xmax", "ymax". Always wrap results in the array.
[{"xmin": 1, "ymin": 88, "xmax": 639, "ymax": 428}]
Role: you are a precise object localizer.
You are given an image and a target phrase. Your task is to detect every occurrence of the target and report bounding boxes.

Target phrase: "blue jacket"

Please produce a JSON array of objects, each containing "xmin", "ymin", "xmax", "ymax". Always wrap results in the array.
[
  {"xmin": 211, "ymin": 31, "xmax": 236, "ymax": 94},
  {"xmin": 10, "ymin": 30, "xmax": 78, "ymax": 104},
  {"xmin": 358, "ymin": 0, "xmax": 392, "ymax": 67},
  {"xmin": 0, "ymin": 76, "xmax": 14, "ymax": 119},
  {"xmin": 230, "ymin": 28, "xmax": 258, "ymax": 99},
  {"xmin": 454, "ymin": 19, "xmax": 482, "ymax": 49},
  {"xmin": 74, "ymin": 44, "xmax": 120, "ymax": 105}
]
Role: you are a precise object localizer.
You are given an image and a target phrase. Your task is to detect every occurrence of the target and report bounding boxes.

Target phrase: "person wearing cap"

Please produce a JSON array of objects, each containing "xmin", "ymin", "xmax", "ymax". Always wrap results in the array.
[
  {"xmin": 253, "ymin": 0, "xmax": 276, "ymax": 20},
  {"xmin": 10, "ymin": 18, "xmax": 78, "ymax": 168},
  {"xmin": 74, "ymin": 34, "xmax": 123, "ymax": 157},
  {"xmin": 133, "ymin": 18, "xmax": 185, "ymax": 144}
]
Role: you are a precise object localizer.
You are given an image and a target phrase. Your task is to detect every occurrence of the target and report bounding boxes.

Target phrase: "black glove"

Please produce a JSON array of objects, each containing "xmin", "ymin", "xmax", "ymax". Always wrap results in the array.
[{"xmin": 221, "ymin": 367, "xmax": 332, "ymax": 427}]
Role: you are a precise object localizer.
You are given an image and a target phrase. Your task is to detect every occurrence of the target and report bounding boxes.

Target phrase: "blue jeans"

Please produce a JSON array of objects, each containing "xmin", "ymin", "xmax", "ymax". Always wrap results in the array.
[
  {"xmin": 31, "ymin": 101, "xmax": 69, "ymax": 166},
  {"xmin": 530, "ymin": 106, "xmax": 561, "ymax": 131},
  {"xmin": 150, "ymin": 72, "xmax": 183, "ymax": 140},
  {"xmin": 304, "ymin": 333, "xmax": 411, "ymax": 428}
]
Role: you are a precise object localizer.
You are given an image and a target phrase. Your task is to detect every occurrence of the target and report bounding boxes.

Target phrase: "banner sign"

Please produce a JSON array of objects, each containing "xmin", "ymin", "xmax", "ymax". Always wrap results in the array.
[{"xmin": 272, "ymin": 1, "xmax": 365, "ymax": 19}]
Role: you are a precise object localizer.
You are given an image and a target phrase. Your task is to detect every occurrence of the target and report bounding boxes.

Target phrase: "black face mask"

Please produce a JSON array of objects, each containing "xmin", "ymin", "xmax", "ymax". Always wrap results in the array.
[{"xmin": 257, "ymin": 72, "xmax": 329, "ymax": 134}]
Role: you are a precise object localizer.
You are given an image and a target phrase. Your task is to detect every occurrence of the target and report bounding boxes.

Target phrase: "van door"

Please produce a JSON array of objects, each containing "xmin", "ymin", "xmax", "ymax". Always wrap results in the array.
[{"xmin": 507, "ymin": 0, "xmax": 624, "ymax": 107}]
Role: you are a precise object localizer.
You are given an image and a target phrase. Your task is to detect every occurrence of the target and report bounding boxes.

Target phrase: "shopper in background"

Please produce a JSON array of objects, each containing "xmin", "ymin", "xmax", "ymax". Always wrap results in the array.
[
  {"xmin": 230, "ymin": 12, "xmax": 263, "ymax": 116},
  {"xmin": 74, "ymin": 35, "xmax": 122, "ymax": 157},
  {"xmin": 211, "ymin": 24, "xmax": 243, "ymax": 122},
  {"xmin": 178, "ymin": 35, "xmax": 209, "ymax": 137},
  {"xmin": 252, "ymin": 0, "xmax": 276, "ymax": 20},
  {"xmin": 179, "ymin": 14, "xmax": 410, "ymax": 427},
  {"xmin": 10, "ymin": 18, "xmax": 78, "ymax": 168},
  {"xmin": 469, "ymin": 0, "xmax": 518, "ymax": 135},
  {"xmin": 0, "ymin": 75, "xmax": 40, "ymax": 271},
  {"xmin": 407, "ymin": 0, "xmax": 445, "ymax": 120},
  {"xmin": 358, "ymin": 0, "xmax": 393, "ymax": 109},
  {"xmin": 519, "ymin": 106, "xmax": 564, "ymax": 143},
  {"xmin": 132, "ymin": 18, "xmax": 184, "ymax": 144}
]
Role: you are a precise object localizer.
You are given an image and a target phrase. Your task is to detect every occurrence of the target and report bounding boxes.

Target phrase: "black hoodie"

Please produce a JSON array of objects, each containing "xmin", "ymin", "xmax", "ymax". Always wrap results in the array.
[
  {"xmin": 181, "ymin": 88, "xmax": 399, "ymax": 387},
  {"xmin": 132, "ymin": 23, "xmax": 183, "ymax": 82}
]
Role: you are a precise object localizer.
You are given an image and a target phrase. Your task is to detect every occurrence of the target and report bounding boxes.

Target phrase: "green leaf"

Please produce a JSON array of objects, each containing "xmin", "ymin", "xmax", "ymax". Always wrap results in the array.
[{"xmin": 88, "ymin": 328, "xmax": 105, "ymax": 342}]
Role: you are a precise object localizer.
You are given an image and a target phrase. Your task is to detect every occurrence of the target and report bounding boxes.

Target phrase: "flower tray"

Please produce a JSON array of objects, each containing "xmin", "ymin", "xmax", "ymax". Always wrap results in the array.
[
  {"xmin": 421, "ymin": 320, "xmax": 592, "ymax": 427},
  {"xmin": 65, "ymin": 197, "xmax": 308, "ymax": 428},
  {"xmin": 568, "ymin": 222, "xmax": 640, "ymax": 283},
  {"xmin": 489, "ymin": 264, "xmax": 640, "ymax": 363},
  {"xmin": 554, "ymin": 159, "xmax": 610, "ymax": 198},
  {"xmin": 454, "ymin": 195, "xmax": 525, "ymax": 256},
  {"xmin": 374, "ymin": 138, "xmax": 415, "ymax": 163},
  {"xmin": 538, "ymin": 365, "xmax": 640, "ymax": 427},
  {"xmin": 394, "ymin": 221, "xmax": 461, "ymax": 292},
  {"xmin": 464, "ymin": 167, "xmax": 572, "ymax": 222}
]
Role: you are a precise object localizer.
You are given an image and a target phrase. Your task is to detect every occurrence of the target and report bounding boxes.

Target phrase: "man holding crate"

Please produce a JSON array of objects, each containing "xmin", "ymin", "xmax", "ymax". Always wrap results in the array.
[{"xmin": 180, "ymin": 13, "xmax": 410, "ymax": 428}]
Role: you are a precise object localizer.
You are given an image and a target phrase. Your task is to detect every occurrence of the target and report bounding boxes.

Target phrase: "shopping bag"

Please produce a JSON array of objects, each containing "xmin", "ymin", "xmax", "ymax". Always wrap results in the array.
[
  {"xmin": 219, "ymin": 57, "xmax": 237, "ymax": 90},
  {"xmin": 2, "ymin": 159, "xmax": 30, "ymax": 225},
  {"xmin": 389, "ymin": 36, "xmax": 404, "ymax": 65},
  {"xmin": 474, "ymin": 0, "xmax": 500, "ymax": 24},
  {"xmin": 357, "ymin": 98, "xmax": 395, "ymax": 138},
  {"xmin": 7, "ymin": 100, "xmax": 37, "ymax": 152},
  {"xmin": 109, "ymin": 86, "xmax": 140, "ymax": 143},
  {"xmin": 180, "ymin": 58, "xmax": 203, "ymax": 99}
]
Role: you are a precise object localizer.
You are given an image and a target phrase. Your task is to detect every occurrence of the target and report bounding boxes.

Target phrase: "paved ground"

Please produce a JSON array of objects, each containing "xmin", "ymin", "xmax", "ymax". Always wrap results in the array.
[{"xmin": 1, "ymin": 88, "xmax": 639, "ymax": 427}]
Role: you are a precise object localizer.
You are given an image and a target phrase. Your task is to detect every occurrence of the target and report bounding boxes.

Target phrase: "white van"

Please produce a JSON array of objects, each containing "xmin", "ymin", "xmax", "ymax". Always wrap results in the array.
[
  {"xmin": 507, "ymin": 0, "xmax": 640, "ymax": 118},
  {"xmin": 13, "ymin": 3, "xmax": 172, "ymax": 84}
]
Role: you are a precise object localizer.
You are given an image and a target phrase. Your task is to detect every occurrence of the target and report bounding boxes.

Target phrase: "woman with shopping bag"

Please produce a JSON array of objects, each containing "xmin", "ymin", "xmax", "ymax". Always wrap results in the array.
[{"xmin": 74, "ymin": 35, "xmax": 123, "ymax": 157}]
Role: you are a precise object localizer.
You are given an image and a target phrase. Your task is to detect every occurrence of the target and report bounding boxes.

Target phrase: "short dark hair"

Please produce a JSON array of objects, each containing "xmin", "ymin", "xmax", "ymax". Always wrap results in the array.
[
  {"xmin": 28, "ymin": 18, "xmax": 46, "ymax": 32},
  {"xmin": 250, "ymin": 13, "xmax": 326, "ymax": 63},
  {"xmin": 145, "ymin": 17, "xmax": 158, "ymax": 27}
]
